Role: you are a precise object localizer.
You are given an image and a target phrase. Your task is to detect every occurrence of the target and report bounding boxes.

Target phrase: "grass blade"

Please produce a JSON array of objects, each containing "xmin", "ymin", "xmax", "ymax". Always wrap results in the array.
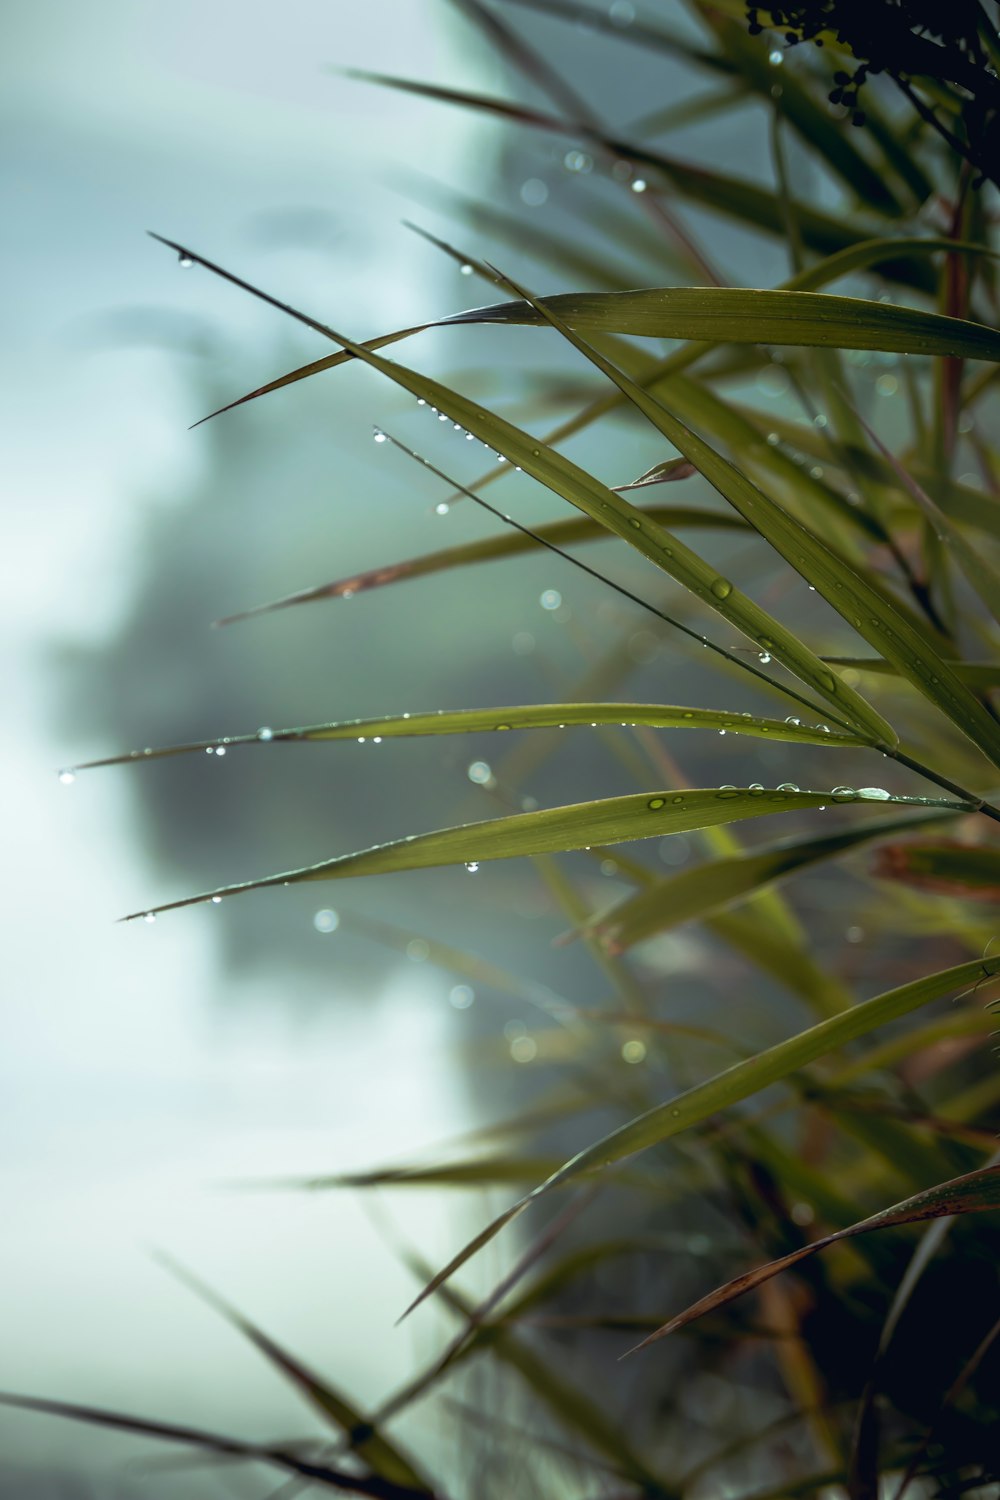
[
  {"xmin": 591, "ymin": 810, "xmax": 960, "ymax": 953},
  {"xmin": 76, "ymin": 704, "xmax": 862, "ymax": 772},
  {"xmin": 123, "ymin": 788, "xmax": 966, "ymax": 921},
  {"xmin": 628, "ymin": 1163, "xmax": 1000, "ymax": 1355},
  {"xmin": 153, "ymin": 1254, "xmax": 431, "ymax": 1491}
]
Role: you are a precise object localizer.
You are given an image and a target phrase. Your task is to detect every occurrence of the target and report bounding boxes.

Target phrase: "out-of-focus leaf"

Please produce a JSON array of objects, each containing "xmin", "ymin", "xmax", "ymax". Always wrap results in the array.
[
  {"xmin": 124, "ymin": 788, "xmax": 965, "ymax": 921},
  {"xmin": 78, "ymin": 704, "xmax": 862, "ymax": 772},
  {"xmin": 261, "ymin": 1155, "xmax": 613, "ymax": 1190},
  {"xmin": 871, "ymin": 841, "xmax": 1000, "ymax": 901},
  {"xmin": 590, "ymin": 810, "xmax": 960, "ymax": 953},
  {"xmin": 404, "ymin": 956, "xmax": 1000, "ymax": 1315},
  {"xmin": 0, "ymin": 1394, "xmax": 430, "ymax": 1497},
  {"xmin": 214, "ymin": 503, "xmax": 745, "ymax": 624},
  {"xmin": 824, "ymin": 657, "xmax": 1000, "ymax": 689},
  {"xmin": 785, "ymin": 236, "xmax": 998, "ymax": 292},
  {"xmin": 707, "ymin": 908, "xmax": 856, "ymax": 1018},
  {"xmin": 629, "ymin": 1162, "xmax": 1000, "ymax": 1354},
  {"xmin": 341, "ymin": 73, "xmax": 929, "ymax": 279},
  {"xmin": 153, "ymin": 1255, "xmax": 430, "ymax": 1492}
]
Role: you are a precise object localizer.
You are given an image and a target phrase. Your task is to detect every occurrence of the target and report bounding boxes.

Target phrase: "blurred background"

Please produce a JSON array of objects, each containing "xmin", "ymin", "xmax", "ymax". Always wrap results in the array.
[{"xmin": 6, "ymin": 1, "xmax": 982, "ymax": 1494}]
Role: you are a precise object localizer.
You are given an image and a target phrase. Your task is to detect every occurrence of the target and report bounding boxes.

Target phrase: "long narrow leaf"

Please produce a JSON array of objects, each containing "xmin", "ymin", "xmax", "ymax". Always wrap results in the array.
[
  {"xmin": 628, "ymin": 1163, "xmax": 1000, "ymax": 1355},
  {"xmin": 77, "ymin": 704, "xmax": 862, "ymax": 772},
  {"xmin": 122, "ymin": 788, "xmax": 964, "ymax": 921},
  {"xmin": 592, "ymin": 810, "xmax": 960, "ymax": 953}
]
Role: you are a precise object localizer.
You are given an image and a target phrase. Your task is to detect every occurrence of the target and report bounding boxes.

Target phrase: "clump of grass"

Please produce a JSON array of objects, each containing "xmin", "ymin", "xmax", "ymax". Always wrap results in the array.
[{"xmin": 28, "ymin": 2, "xmax": 1000, "ymax": 1495}]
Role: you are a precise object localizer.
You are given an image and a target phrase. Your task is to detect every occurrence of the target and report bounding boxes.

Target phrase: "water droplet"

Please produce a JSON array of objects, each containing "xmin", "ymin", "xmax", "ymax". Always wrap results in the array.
[
  {"xmin": 465, "ymin": 432, "xmax": 475, "ymax": 441},
  {"xmin": 58, "ymin": 770, "xmax": 75, "ymax": 785},
  {"xmin": 784, "ymin": 716, "xmax": 801, "ymax": 727},
  {"xmin": 718, "ymin": 729, "xmax": 726, "ymax": 736},
  {"xmin": 372, "ymin": 429, "xmax": 389, "ymax": 446},
  {"xmin": 563, "ymin": 149, "xmax": 593, "ymax": 173},
  {"xmin": 831, "ymin": 786, "xmax": 857, "ymax": 802},
  {"xmin": 205, "ymin": 746, "xmax": 215, "ymax": 755},
  {"xmin": 215, "ymin": 746, "xmax": 226, "ymax": 757},
  {"xmin": 257, "ymin": 727, "xmax": 274, "ymax": 742},
  {"xmin": 416, "ymin": 398, "xmax": 426, "ymax": 406},
  {"xmin": 758, "ymin": 651, "xmax": 772, "ymax": 664},
  {"xmin": 710, "ymin": 577, "xmax": 733, "ymax": 600},
  {"xmin": 459, "ymin": 263, "xmax": 474, "ymax": 276},
  {"xmin": 766, "ymin": 432, "xmax": 780, "ymax": 445},
  {"xmin": 435, "ymin": 502, "xmax": 450, "ymax": 515},
  {"xmin": 520, "ymin": 178, "xmax": 549, "ymax": 206},
  {"xmin": 814, "ymin": 414, "xmax": 828, "ymax": 429},
  {"xmin": 372, "ymin": 736, "xmax": 382, "ymax": 744},
  {"xmin": 748, "ymin": 783, "xmax": 765, "ymax": 796},
  {"xmin": 143, "ymin": 912, "xmax": 156, "ymax": 924},
  {"xmin": 648, "ymin": 797, "xmax": 666, "ymax": 810},
  {"xmin": 465, "ymin": 861, "xmax": 480, "ymax": 873},
  {"xmin": 449, "ymin": 984, "xmax": 475, "ymax": 1009},
  {"xmin": 717, "ymin": 787, "xmax": 739, "ymax": 799},
  {"xmin": 769, "ymin": 48, "xmax": 784, "ymax": 65},
  {"xmin": 609, "ymin": 0, "xmax": 635, "ymax": 23},
  {"xmin": 630, "ymin": 178, "xmax": 647, "ymax": 194},
  {"xmin": 314, "ymin": 908, "xmax": 339, "ymax": 933},
  {"xmin": 540, "ymin": 589, "xmax": 562, "ymax": 611},
  {"xmin": 622, "ymin": 1038, "xmax": 646, "ymax": 1064},
  {"xmin": 438, "ymin": 412, "xmax": 448, "ymax": 422},
  {"xmin": 178, "ymin": 253, "xmax": 194, "ymax": 268},
  {"xmin": 467, "ymin": 760, "xmax": 493, "ymax": 785},
  {"xmin": 857, "ymin": 786, "xmax": 891, "ymax": 801}
]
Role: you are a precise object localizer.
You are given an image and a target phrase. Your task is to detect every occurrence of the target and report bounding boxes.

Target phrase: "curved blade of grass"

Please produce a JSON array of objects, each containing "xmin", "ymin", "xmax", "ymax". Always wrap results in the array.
[
  {"xmin": 267, "ymin": 1156, "xmax": 600, "ymax": 1190},
  {"xmin": 872, "ymin": 840, "xmax": 1000, "ymax": 901},
  {"xmin": 0, "ymin": 1395, "xmax": 428, "ymax": 1497},
  {"xmin": 401, "ymin": 953, "xmax": 999, "ymax": 1318},
  {"xmin": 213, "ymin": 504, "xmax": 747, "ymax": 625},
  {"xmin": 441, "ymin": 287, "xmax": 1000, "ymax": 360},
  {"xmin": 122, "ymin": 788, "xmax": 965, "ymax": 921},
  {"xmin": 153, "ymin": 1253, "xmax": 430, "ymax": 1492},
  {"xmin": 76, "ymin": 705, "xmax": 862, "ymax": 772},
  {"xmin": 592, "ymin": 810, "xmax": 960, "ymax": 953},
  {"xmin": 824, "ymin": 656, "xmax": 1000, "ymax": 689},
  {"xmin": 627, "ymin": 1162, "xmax": 1000, "ymax": 1356},
  {"xmin": 784, "ymin": 236, "xmax": 998, "ymax": 292},
  {"xmin": 184, "ymin": 235, "xmax": 982, "ymax": 434},
  {"xmin": 489, "ymin": 265, "xmax": 1000, "ymax": 765}
]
